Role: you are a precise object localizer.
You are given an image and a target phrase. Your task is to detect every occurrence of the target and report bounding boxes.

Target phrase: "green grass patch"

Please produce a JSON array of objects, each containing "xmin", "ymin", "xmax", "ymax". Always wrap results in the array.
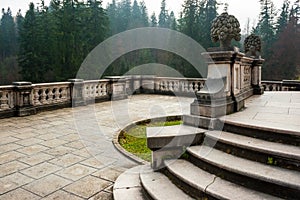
[{"xmin": 119, "ymin": 120, "xmax": 182, "ymax": 162}]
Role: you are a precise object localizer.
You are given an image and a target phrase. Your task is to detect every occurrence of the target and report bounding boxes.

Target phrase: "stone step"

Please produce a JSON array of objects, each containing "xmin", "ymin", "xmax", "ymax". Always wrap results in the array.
[
  {"xmin": 163, "ymin": 159, "xmax": 283, "ymax": 200},
  {"xmin": 204, "ymin": 130, "xmax": 300, "ymax": 171},
  {"xmin": 113, "ymin": 166, "xmax": 147, "ymax": 200},
  {"xmin": 139, "ymin": 165, "xmax": 194, "ymax": 200},
  {"xmin": 222, "ymin": 120, "xmax": 300, "ymax": 146},
  {"xmin": 187, "ymin": 145, "xmax": 300, "ymax": 199},
  {"xmin": 146, "ymin": 124, "xmax": 206, "ymax": 150}
]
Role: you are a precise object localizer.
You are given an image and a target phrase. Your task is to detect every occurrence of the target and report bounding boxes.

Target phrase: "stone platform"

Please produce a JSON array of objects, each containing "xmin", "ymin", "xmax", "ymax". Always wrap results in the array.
[{"xmin": 0, "ymin": 92, "xmax": 299, "ymax": 199}]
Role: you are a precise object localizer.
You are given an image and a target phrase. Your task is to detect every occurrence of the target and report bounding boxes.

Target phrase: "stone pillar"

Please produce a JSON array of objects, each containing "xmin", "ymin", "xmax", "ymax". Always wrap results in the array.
[
  {"xmin": 141, "ymin": 75, "xmax": 156, "ymax": 94},
  {"xmin": 105, "ymin": 76, "xmax": 128, "ymax": 100},
  {"xmin": 191, "ymin": 51, "xmax": 239, "ymax": 118},
  {"xmin": 13, "ymin": 82, "xmax": 36, "ymax": 117},
  {"xmin": 252, "ymin": 59, "xmax": 264, "ymax": 95},
  {"xmin": 69, "ymin": 79, "xmax": 85, "ymax": 107}
]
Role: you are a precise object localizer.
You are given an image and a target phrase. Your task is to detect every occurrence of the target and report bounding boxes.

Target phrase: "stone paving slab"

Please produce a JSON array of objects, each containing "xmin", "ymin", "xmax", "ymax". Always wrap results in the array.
[
  {"xmin": 223, "ymin": 92, "xmax": 300, "ymax": 133},
  {"xmin": 0, "ymin": 95, "xmax": 193, "ymax": 199},
  {"xmin": 0, "ymin": 93, "xmax": 299, "ymax": 199}
]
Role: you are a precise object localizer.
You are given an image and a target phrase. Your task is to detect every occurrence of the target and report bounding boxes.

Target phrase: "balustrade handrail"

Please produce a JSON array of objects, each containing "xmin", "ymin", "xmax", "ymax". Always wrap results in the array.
[{"xmin": 33, "ymin": 82, "xmax": 71, "ymax": 87}]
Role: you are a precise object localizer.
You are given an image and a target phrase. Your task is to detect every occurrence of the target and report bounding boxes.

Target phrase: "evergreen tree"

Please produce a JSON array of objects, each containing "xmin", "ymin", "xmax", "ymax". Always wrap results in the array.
[
  {"xmin": 18, "ymin": 3, "xmax": 40, "ymax": 82},
  {"xmin": 275, "ymin": 0, "xmax": 290, "ymax": 38},
  {"xmin": 139, "ymin": 1, "xmax": 149, "ymax": 27},
  {"xmin": 117, "ymin": 0, "xmax": 132, "ymax": 32},
  {"xmin": 158, "ymin": 0, "xmax": 169, "ymax": 28},
  {"xmin": 202, "ymin": 0, "xmax": 218, "ymax": 48},
  {"xmin": 178, "ymin": 0, "xmax": 200, "ymax": 40},
  {"xmin": 16, "ymin": 10, "xmax": 24, "ymax": 42},
  {"xmin": 169, "ymin": 11, "xmax": 177, "ymax": 30},
  {"xmin": 254, "ymin": 0, "xmax": 277, "ymax": 79},
  {"xmin": 150, "ymin": 12, "xmax": 158, "ymax": 27},
  {"xmin": 178, "ymin": 0, "xmax": 218, "ymax": 49},
  {"xmin": 85, "ymin": 0, "xmax": 109, "ymax": 49},
  {"xmin": 107, "ymin": 0, "xmax": 118, "ymax": 35},
  {"xmin": 266, "ymin": 6, "xmax": 300, "ymax": 80},
  {"xmin": 0, "ymin": 8, "xmax": 17, "ymax": 60}
]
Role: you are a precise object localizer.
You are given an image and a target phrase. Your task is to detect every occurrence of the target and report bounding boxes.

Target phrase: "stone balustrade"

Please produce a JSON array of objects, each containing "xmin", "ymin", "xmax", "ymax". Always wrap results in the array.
[
  {"xmin": 262, "ymin": 80, "xmax": 300, "ymax": 91},
  {"xmin": 83, "ymin": 80, "xmax": 110, "ymax": 102},
  {"xmin": 0, "ymin": 76, "xmax": 206, "ymax": 118},
  {"xmin": 32, "ymin": 82, "xmax": 71, "ymax": 106},
  {"xmin": 1, "ymin": 76, "xmax": 299, "ymax": 118},
  {"xmin": 154, "ymin": 77, "xmax": 206, "ymax": 96}
]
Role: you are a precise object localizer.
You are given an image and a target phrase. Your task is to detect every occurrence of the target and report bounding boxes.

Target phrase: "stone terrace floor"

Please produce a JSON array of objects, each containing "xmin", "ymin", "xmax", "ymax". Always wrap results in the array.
[{"xmin": 0, "ymin": 92, "xmax": 299, "ymax": 199}]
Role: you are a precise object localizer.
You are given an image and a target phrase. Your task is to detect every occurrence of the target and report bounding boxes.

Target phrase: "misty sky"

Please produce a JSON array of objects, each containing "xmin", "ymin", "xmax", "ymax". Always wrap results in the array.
[{"xmin": 1, "ymin": 0, "xmax": 286, "ymax": 29}]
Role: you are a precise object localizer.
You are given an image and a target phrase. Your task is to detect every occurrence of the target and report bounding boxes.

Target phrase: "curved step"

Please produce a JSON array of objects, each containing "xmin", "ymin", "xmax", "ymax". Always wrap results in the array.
[
  {"xmin": 164, "ymin": 159, "xmax": 282, "ymax": 200},
  {"xmin": 139, "ymin": 165, "xmax": 194, "ymax": 200},
  {"xmin": 222, "ymin": 120, "xmax": 300, "ymax": 146},
  {"xmin": 147, "ymin": 125, "xmax": 205, "ymax": 150},
  {"xmin": 113, "ymin": 166, "xmax": 146, "ymax": 200},
  {"xmin": 187, "ymin": 145, "xmax": 300, "ymax": 199},
  {"xmin": 205, "ymin": 130, "xmax": 300, "ymax": 171}
]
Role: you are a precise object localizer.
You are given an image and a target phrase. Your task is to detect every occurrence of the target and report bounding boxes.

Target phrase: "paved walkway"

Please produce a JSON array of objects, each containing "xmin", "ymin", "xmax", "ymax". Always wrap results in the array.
[
  {"xmin": 0, "ymin": 92, "xmax": 299, "ymax": 200},
  {"xmin": 0, "ymin": 95, "xmax": 194, "ymax": 200},
  {"xmin": 224, "ymin": 92, "xmax": 300, "ymax": 133}
]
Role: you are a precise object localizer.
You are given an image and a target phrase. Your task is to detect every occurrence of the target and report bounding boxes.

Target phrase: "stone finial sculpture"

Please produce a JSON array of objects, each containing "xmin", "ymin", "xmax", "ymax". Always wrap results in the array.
[
  {"xmin": 211, "ymin": 12, "xmax": 241, "ymax": 49},
  {"xmin": 244, "ymin": 34, "xmax": 262, "ymax": 58}
]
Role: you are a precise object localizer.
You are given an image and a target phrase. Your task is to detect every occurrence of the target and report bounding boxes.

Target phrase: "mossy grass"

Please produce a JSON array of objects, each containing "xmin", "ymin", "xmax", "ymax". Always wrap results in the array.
[{"xmin": 119, "ymin": 120, "xmax": 182, "ymax": 162}]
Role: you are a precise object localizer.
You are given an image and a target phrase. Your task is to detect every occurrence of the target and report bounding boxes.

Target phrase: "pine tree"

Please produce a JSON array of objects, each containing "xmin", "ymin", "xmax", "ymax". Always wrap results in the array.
[
  {"xmin": 150, "ymin": 12, "xmax": 158, "ymax": 27},
  {"xmin": 276, "ymin": 0, "xmax": 290, "ymax": 38},
  {"xmin": 158, "ymin": 0, "xmax": 169, "ymax": 28},
  {"xmin": 266, "ymin": 6, "xmax": 300, "ymax": 80},
  {"xmin": 85, "ymin": 0, "xmax": 109, "ymax": 48},
  {"xmin": 139, "ymin": 1, "xmax": 149, "ymax": 27},
  {"xmin": 202, "ymin": 0, "xmax": 218, "ymax": 48},
  {"xmin": 0, "ymin": 8, "xmax": 17, "ymax": 60},
  {"xmin": 18, "ymin": 3, "xmax": 40, "ymax": 82},
  {"xmin": 117, "ymin": 0, "xmax": 132, "ymax": 32},
  {"xmin": 254, "ymin": 0, "xmax": 277, "ymax": 79},
  {"xmin": 169, "ymin": 11, "xmax": 177, "ymax": 30},
  {"xmin": 178, "ymin": 0, "xmax": 200, "ymax": 40},
  {"xmin": 107, "ymin": 0, "xmax": 118, "ymax": 35}
]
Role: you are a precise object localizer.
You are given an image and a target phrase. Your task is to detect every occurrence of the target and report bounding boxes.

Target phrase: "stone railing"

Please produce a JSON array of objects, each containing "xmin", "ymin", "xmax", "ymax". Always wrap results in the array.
[
  {"xmin": 262, "ymin": 80, "xmax": 300, "ymax": 91},
  {"xmin": 1, "ymin": 76, "xmax": 298, "ymax": 118},
  {"xmin": 83, "ymin": 80, "xmax": 110, "ymax": 102},
  {"xmin": 32, "ymin": 82, "xmax": 71, "ymax": 107},
  {"xmin": 154, "ymin": 77, "xmax": 206, "ymax": 96},
  {"xmin": 0, "ymin": 76, "xmax": 206, "ymax": 118}
]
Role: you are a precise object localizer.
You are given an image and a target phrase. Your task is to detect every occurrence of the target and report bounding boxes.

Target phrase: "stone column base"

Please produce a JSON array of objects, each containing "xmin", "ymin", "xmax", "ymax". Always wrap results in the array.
[
  {"xmin": 15, "ymin": 106, "xmax": 36, "ymax": 117},
  {"xmin": 190, "ymin": 98, "xmax": 235, "ymax": 118}
]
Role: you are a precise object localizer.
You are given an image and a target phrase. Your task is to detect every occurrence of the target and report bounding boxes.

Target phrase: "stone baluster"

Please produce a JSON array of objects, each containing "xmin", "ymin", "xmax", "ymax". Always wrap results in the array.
[
  {"xmin": 54, "ymin": 88, "xmax": 60, "ymax": 102},
  {"xmin": 33, "ymin": 89, "xmax": 41, "ymax": 105},
  {"xmin": 48, "ymin": 88, "xmax": 54, "ymax": 104},
  {"xmin": 41, "ymin": 88, "xmax": 48, "ymax": 104}
]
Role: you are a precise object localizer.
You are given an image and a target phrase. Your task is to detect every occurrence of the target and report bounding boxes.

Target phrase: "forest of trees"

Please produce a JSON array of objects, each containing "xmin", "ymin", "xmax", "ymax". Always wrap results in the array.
[{"xmin": 0, "ymin": 0, "xmax": 299, "ymax": 84}]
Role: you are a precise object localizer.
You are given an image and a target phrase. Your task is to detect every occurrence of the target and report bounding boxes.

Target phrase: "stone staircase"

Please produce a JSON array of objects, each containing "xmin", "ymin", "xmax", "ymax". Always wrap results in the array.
[{"xmin": 113, "ymin": 120, "xmax": 300, "ymax": 200}]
